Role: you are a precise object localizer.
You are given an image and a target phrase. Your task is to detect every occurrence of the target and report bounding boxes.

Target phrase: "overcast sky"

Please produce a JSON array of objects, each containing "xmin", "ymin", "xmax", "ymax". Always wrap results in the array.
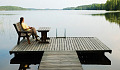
[{"xmin": 0, "ymin": 0, "xmax": 107, "ymax": 9}]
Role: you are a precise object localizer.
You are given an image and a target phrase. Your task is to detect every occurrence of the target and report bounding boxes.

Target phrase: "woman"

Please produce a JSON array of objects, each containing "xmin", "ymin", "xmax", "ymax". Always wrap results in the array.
[{"xmin": 20, "ymin": 17, "xmax": 39, "ymax": 41}]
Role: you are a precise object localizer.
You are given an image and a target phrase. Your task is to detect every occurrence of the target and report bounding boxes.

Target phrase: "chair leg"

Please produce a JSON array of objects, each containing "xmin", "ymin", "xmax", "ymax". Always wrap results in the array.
[
  {"xmin": 32, "ymin": 34, "xmax": 34, "ymax": 39},
  {"xmin": 26, "ymin": 37, "xmax": 30, "ymax": 44},
  {"xmin": 23, "ymin": 37, "xmax": 25, "ymax": 39},
  {"xmin": 17, "ymin": 36, "xmax": 20, "ymax": 45}
]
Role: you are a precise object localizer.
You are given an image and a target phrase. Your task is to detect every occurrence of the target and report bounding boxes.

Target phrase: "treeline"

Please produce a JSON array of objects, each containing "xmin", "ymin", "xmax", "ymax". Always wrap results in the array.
[
  {"xmin": 0, "ymin": 6, "xmax": 61, "ymax": 11},
  {"xmin": 0, "ymin": 6, "xmax": 28, "ymax": 11},
  {"xmin": 105, "ymin": 0, "xmax": 120, "ymax": 11},
  {"xmin": 63, "ymin": 4, "xmax": 105, "ymax": 10},
  {"xmin": 63, "ymin": 0, "xmax": 120, "ymax": 11},
  {"xmin": 76, "ymin": 4, "xmax": 105, "ymax": 10}
]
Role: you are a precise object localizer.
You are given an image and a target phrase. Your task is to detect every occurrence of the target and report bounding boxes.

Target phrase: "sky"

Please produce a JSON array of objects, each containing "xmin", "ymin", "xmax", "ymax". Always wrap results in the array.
[{"xmin": 0, "ymin": 0, "xmax": 107, "ymax": 9}]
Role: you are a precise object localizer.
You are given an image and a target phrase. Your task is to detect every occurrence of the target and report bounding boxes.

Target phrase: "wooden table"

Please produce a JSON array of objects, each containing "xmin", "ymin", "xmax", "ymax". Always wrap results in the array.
[{"xmin": 37, "ymin": 27, "xmax": 50, "ymax": 43}]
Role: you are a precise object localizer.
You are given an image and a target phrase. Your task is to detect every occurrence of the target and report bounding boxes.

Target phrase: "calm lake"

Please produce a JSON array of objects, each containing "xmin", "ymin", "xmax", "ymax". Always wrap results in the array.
[{"xmin": 0, "ymin": 10, "xmax": 120, "ymax": 70}]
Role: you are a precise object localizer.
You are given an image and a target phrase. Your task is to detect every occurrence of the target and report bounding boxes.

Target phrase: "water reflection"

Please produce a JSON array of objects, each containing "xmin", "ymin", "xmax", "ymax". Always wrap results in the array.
[
  {"xmin": 77, "ymin": 51, "xmax": 111, "ymax": 65},
  {"xmin": 92, "ymin": 12, "xmax": 120, "ymax": 26},
  {"xmin": 10, "ymin": 51, "xmax": 111, "ymax": 70},
  {"xmin": 10, "ymin": 52, "xmax": 44, "ymax": 70},
  {"xmin": 0, "ymin": 15, "xmax": 19, "ymax": 49}
]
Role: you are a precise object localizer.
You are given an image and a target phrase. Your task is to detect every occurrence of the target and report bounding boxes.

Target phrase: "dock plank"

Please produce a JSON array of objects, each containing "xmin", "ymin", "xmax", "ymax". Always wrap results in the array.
[{"xmin": 39, "ymin": 51, "xmax": 83, "ymax": 70}]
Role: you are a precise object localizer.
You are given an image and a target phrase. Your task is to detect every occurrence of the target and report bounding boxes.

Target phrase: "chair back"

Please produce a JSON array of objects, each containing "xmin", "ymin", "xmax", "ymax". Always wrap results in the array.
[{"xmin": 13, "ymin": 22, "xmax": 23, "ymax": 34}]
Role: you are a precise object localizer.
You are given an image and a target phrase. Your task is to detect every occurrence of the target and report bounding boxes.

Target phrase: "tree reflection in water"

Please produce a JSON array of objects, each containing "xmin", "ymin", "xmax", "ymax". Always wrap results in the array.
[{"xmin": 92, "ymin": 12, "xmax": 120, "ymax": 27}]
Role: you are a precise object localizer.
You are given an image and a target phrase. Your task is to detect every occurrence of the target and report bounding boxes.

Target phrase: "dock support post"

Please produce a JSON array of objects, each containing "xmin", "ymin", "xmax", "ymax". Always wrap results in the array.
[{"xmin": 56, "ymin": 28, "xmax": 57, "ymax": 38}]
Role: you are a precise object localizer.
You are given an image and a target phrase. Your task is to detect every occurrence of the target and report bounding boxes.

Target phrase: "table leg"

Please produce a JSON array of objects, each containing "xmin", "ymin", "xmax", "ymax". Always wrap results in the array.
[
  {"xmin": 40, "ymin": 32, "xmax": 49, "ymax": 43},
  {"xmin": 42, "ymin": 32, "xmax": 47, "ymax": 42}
]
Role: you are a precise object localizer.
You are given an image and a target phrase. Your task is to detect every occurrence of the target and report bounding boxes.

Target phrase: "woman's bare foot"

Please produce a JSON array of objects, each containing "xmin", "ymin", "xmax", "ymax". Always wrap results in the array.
[
  {"xmin": 35, "ymin": 35, "xmax": 39, "ymax": 37},
  {"xmin": 36, "ymin": 39, "xmax": 39, "ymax": 41}
]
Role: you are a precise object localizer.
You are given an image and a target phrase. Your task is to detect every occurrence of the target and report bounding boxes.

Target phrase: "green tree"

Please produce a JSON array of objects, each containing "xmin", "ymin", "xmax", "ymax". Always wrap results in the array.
[{"xmin": 105, "ymin": 0, "xmax": 120, "ymax": 11}]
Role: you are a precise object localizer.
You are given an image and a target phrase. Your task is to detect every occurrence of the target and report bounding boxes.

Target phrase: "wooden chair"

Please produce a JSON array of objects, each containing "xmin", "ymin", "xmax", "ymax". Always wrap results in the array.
[{"xmin": 13, "ymin": 22, "xmax": 34, "ymax": 45}]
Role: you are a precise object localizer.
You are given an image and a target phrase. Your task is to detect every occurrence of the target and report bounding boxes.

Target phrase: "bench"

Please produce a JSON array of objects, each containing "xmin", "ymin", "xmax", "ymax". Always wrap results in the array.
[{"xmin": 13, "ymin": 22, "xmax": 34, "ymax": 45}]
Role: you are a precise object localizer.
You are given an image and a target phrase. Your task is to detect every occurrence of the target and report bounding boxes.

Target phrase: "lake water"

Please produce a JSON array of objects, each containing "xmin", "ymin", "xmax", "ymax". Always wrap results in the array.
[{"xmin": 0, "ymin": 10, "xmax": 120, "ymax": 70}]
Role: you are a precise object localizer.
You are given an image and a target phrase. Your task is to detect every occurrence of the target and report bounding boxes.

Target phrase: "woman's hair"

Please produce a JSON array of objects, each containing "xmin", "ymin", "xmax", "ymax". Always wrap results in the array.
[{"xmin": 20, "ymin": 17, "xmax": 24, "ymax": 24}]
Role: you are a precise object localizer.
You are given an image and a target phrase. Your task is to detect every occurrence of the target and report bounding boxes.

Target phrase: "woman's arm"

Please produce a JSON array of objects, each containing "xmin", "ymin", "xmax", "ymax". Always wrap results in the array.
[{"xmin": 28, "ymin": 26, "xmax": 32, "ymax": 29}]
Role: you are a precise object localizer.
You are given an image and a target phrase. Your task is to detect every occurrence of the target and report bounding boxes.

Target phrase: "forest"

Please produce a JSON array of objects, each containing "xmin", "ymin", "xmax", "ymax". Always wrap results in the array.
[
  {"xmin": 105, "ymin": 0, "xmax": 120, "ymax": 10},
  {"xmin": 63, "ymin": 0, "xmax": 120, "ymax": 11},
  {"xmin": 0, "ymin": 6, "xmax": 28, "ymax": 11}
]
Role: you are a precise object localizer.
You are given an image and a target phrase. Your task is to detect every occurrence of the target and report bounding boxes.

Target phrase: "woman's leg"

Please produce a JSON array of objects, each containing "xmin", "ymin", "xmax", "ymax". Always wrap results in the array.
[
  {"xmin": 31, "ymin": 27, "xmax": 37, "ymax": 35},
  {"xmin": 31, "ymin": 27, "xmax": 39, "ymax": 40}
]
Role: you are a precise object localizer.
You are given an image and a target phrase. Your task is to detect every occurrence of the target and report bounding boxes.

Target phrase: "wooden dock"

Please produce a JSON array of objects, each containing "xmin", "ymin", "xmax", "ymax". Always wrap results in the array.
[
  {"xmin": 10, "ymin": 37, "xmax": 112, "ymax": 70},
  {"xmin": 10, "ymin": 37, "xmax": 111, "ymax": 53},
  {"xmin": 39, "ymin": 51, "xmax": 83, "ymax": 70}
]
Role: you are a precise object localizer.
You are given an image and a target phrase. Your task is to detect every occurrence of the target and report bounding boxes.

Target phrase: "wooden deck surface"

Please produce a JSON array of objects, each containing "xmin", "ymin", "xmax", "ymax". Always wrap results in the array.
[
  {"xmin": 10, "ymin": 37, "xmax": 112, "ymax": 54},
  {"xmin": 39, "ymin": 51, "xmax": 83, "ymax": 70}
]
